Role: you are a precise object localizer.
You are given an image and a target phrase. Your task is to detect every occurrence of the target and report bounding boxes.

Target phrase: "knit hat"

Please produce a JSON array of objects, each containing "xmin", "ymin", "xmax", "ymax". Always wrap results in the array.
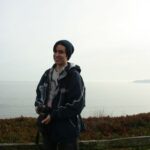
[{"xmin": 53, "ymin": 40, "xmax": 74, "ymax": 60}]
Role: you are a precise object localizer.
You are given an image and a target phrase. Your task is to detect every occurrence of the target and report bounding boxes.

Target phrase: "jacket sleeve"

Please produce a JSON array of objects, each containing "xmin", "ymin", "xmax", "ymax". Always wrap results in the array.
[
  {"xmin": 51, "ymin": 71, "xmax": 85, "ymax": 120},
  {"xmin": 34, "ymin": 70, "xmax": 49, "ymax": 107}
]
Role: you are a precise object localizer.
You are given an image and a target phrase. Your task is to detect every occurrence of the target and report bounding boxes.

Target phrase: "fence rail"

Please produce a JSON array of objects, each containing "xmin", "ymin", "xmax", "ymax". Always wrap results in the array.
[{"xmin": 1, "ymin": 136, "xmax": 150, "ymax": 150}]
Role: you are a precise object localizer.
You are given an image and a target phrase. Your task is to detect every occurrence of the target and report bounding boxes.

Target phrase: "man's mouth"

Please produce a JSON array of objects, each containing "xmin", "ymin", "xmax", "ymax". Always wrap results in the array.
[{"xmin": 55, "ymin": 57, "xmax": 61, "ymax": 61}]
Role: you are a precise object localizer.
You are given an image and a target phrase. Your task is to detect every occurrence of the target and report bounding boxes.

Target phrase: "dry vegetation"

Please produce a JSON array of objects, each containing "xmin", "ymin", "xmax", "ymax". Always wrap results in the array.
[{"xmin": 1, "ymin": 113, "xmax": 150, "ymax": 143}]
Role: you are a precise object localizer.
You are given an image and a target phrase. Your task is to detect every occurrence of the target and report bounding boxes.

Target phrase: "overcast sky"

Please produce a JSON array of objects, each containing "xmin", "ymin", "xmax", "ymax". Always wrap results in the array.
[{"xmin": 1, "ymin": 0, "xmax": 150, "ymax": 82}]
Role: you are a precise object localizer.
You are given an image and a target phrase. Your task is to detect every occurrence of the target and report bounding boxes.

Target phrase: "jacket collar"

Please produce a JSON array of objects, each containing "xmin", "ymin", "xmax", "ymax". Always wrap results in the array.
[{"xmin": 48, "ymin": 62, "xmax": 77, "ymax": 81}]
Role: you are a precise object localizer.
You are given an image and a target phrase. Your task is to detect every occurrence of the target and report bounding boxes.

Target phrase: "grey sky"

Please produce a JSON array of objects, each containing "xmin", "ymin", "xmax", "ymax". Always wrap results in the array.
[{"xmin": 1, "ymin": 0, "xmax": 150, "ymax": 81}]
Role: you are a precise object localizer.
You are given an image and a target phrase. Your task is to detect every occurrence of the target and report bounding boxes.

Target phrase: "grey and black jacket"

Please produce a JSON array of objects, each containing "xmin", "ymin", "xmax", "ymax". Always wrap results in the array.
[{"xmin": 35, "ymin": 62, "xmax": 85, "ymax": 142}]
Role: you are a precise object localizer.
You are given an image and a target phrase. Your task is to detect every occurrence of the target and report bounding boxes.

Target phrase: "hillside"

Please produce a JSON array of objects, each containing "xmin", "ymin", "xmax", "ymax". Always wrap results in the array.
[{"xmin": 1, "ymin": 113, "xmax": 150, "ymax": 143}]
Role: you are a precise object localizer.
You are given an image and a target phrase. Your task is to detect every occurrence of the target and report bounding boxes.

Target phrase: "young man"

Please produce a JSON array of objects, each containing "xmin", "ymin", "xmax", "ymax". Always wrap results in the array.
[{"xmin": 35, "ymin": 40, "xmax": 85, "ymax": 150}]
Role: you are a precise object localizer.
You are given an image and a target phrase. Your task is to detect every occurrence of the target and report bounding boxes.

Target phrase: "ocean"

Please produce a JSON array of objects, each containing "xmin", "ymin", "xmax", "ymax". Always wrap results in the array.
[{"xmin": 0, "ymin": 81, "xmax": 150, "ymax": 119}]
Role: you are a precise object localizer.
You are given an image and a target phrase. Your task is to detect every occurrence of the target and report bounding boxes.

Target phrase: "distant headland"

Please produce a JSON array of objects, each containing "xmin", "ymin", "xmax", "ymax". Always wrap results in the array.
[{"xmin": 133, "ymin": 79, "xmax": 150, "ymax": 83}]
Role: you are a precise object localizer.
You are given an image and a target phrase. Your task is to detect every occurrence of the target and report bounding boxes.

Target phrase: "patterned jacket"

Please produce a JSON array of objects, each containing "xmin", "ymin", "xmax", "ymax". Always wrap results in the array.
[{"xmin": 35, "ymin": 62, "xmax": 85, "ymax": 142}]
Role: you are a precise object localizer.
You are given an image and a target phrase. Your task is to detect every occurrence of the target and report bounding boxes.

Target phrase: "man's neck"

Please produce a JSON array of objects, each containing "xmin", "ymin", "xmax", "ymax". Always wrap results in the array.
[{"xmin": 55, "ymin": 63, "xmax": 68, "ymax": 73}]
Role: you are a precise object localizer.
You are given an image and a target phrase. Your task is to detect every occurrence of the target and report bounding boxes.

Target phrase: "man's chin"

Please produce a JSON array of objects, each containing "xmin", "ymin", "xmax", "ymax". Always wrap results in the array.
[
  {"xmin": 55, "ymin": 62, "xmax": 63, "ymax": 65},
  {"xmin": 54, "ymin": 60, "xmax": 60, "ymax": 63}
]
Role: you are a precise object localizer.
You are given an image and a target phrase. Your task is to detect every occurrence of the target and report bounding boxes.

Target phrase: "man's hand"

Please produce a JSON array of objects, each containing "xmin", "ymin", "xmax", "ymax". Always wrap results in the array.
[{"xmin": 41, "ymin": 114, "xmax": 51, "ymax": 124}]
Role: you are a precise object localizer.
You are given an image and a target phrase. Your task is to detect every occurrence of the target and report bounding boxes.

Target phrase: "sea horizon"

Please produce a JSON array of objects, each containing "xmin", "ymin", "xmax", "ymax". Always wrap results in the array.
[{"xmin": 0, "ymin": 80, "xmax": 150, "ymax": 119}]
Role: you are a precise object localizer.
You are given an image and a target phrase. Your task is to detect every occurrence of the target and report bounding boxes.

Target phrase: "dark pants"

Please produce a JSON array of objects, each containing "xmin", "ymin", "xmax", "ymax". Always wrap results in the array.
[
  {"xmin": 37, "ymin": 116, "xmax": 79, "ymax": 150},
  {"xmin": 43, "ymin": 137, "xmax": 79, "ymax": 150}
]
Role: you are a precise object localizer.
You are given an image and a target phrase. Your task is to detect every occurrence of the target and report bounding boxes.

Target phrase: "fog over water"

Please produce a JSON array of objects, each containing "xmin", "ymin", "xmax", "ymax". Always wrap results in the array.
[{"xmin": 0, "ymin": 81, "xmax": 150, "ymax": 119}]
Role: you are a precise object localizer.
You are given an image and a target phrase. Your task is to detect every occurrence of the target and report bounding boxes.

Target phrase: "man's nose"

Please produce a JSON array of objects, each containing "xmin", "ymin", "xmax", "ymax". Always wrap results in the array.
[{"xmin": 54, "ymin": 51, "xmax": 59, "ymax": 56}]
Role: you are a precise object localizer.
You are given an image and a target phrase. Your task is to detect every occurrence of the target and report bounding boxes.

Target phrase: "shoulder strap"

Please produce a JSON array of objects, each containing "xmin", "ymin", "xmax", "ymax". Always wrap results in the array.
[{"xmin": 35, "ymin": 129, "xmax": 43, "ymax": 150}]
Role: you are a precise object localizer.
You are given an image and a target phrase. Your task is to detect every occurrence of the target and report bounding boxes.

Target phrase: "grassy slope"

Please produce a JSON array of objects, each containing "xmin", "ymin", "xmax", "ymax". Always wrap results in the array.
[{"xmin": 1, "ymin": 113, "xmax": 150, "ymax": 143}]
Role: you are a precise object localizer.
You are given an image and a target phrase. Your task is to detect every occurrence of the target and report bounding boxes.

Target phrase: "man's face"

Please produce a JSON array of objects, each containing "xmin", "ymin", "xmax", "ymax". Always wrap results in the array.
[{"xmin": 53, "ymin": 44, "xmax": 68, "ymax": 66}]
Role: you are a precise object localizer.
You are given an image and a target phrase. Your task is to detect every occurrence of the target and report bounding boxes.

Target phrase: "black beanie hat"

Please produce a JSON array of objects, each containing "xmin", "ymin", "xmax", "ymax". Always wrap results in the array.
[{"xmin": 53, "ymin": 40, "xmax": 74, "ymax": 60}]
